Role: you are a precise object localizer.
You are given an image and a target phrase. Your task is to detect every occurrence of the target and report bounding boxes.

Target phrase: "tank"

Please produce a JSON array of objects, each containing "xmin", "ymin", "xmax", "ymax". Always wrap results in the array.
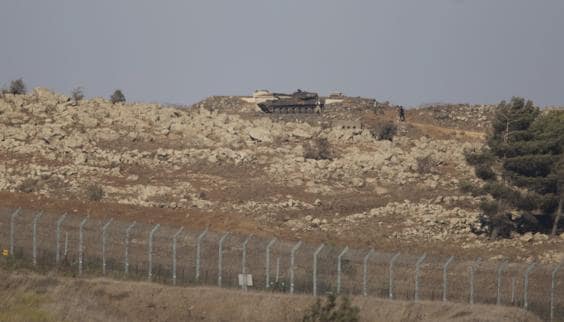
[{"xmin": 256, "ymin": 89, "xmax": 324, "ymax": 113}]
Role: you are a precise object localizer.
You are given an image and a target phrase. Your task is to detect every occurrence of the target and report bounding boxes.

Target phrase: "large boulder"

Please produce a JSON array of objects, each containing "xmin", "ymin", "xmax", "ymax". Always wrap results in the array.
[{"xmin": 247, "ymin": 127, "xmax": 273, "ymax": 143}]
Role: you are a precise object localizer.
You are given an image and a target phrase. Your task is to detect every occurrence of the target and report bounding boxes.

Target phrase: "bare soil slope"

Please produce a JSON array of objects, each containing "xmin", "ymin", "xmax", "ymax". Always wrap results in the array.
[{"xmin": 0, "ymin": 268, "xmax": 541, "ymax": 322}]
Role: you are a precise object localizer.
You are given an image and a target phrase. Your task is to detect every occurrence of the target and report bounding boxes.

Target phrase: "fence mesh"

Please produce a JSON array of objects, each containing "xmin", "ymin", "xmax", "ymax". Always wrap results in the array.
[{"xmin": 0, "ymin": 206, "xmax": 562, "ymax": 321}]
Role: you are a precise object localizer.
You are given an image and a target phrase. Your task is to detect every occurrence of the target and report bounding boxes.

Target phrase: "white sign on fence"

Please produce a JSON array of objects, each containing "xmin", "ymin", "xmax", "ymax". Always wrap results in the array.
[{"xmin": 238, "ymin": 274, "xmax": 253, "ymax": 287}]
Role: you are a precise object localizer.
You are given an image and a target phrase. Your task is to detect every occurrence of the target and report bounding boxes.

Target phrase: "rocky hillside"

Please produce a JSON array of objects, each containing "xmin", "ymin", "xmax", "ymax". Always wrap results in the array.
[{"xmin": 0, "ymin": 88, "xmax": 562, "ymax": 263}]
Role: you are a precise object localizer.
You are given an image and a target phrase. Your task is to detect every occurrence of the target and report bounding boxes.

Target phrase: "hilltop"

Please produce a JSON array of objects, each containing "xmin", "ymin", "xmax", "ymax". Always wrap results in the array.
[{"xmin": 0, "ymin": 88, "xmax": 562, "ymax": 262}]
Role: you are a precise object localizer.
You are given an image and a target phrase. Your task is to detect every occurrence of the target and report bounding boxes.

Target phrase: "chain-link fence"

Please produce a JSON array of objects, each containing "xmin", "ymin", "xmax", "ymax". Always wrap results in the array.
[{"xmin": 0, "ymin": 206, "xmax": 562, "ymax": 321}]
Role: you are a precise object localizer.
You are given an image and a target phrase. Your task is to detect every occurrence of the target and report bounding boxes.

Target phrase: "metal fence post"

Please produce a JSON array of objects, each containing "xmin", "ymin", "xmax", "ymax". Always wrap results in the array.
[
  {"xmin": 496, "ymin": 261, "xmax": 508, "ymax": 305},
  {"xmin": 9, "ymin": 208, "xmax": 21, "ymax": 257},
  {"xmin": 195, "ymin": 228, "xmax": 208, "ymax": 281},
  {"xmin": 172, "ymin": 227, "xmax": 184, "ymax": 285},
  {"xmin": 101, "ymin": 219, "xmax": 113, "ymax": 275},
  {"xmin": 469, "ymin": 257, "xmax": 481, "ymax": 305},
  {"xmin": 511, "ymin": 275, "xmax": 516, "ymax": 305},
  {"xmin": 442, "ymin": 256, "xmax": 454, "ymax": 302},
  {"xmin": 415, "ymin": 253, "xmax": 427, "ymax": 302},
  {"xmin": 337, "ymin": 246, "xmax": 349, "ymax": 294},
  {"xmin": 241, "ymin": 234, "xmax": 253, "ymax": 292},
  {"xmin": 275, "ymin": 257, "xmax": 280, "ymax": 283},
  {"xmin": 363, "ymin": 249, "xmax": 374, "ymax": 296},
  {"xmin": 55, "ymin": 213, "xmax": 67, "ymax": 264},
  {"xmin": 523, "ymin": 262, "xmax": 536, "ymax": 310},
  {"xmin": 313, "ymin": 244, "xmax": 324, "ymax": 296},
  {"xmin": 218, "ymin": 232, "xmax": 229, "ymax": 287},
  {"xmin": 290, "ymin": 241, "xmax": 302, "ymax": 294},
  {"xmin": 265, "ymin": 238, "xmax": 276, "ymax": 288},
  {"xmin": 147, "ymin": 224, "xmax": 160, "ymax": 281},
  {"xmin": 124, "ymin": 222, "xmax": 136, "ymax": 275},
  {"xmin": 78, "ymin": 217, "xmax": 88, "ymax": 276},
  {"xmin": 550, "ymin": 262, "xmax": 562, "ymax": 322},
  {"xmin": 32, "ymin": 212, "xmax": 44, "ymax": 266},
  {"xmin": 389, "ymin": 252, "xmax": 401, "ymax": 299},
  {"xmin": 64, "ymin": 232, "xmax": 69, "ymax": 258}
]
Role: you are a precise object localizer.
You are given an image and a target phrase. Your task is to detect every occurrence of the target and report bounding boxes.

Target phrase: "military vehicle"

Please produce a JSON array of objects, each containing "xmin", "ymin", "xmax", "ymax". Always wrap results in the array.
[{"xmin": 256, "ymin": 89, "xmax": 324, "ymax": 113}]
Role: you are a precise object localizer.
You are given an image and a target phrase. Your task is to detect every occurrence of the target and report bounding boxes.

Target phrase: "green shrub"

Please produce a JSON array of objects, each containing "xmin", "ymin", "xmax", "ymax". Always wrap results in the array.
[
  {"xmin": 416, "ymin": 155, "xmax": 437, "ymax": 174},
  {"xmin": 375, "ymin": 122, "xmax": 397, "ymax": 141},
  {"xmin": 304, "ymin": 138, "xmax": 333, "ymax": 160},
  {"xmin": 17, "ymin": 178, "xmax": 39, "ymax": 193},
  {"xmin": 474, "ymin": 164, "xmax": 496, "ymax": 181},
  {"xmin": 463, "ymin": 149, "xmax": 493, "ymax": 166},
  {"xmin": 459, "ymin": 180, "xmax": 483, "ymax": 196},
  {"xmin": 6, "ymin": 78, "xmax": 26, "ymax": 95},
  {"xmin": 71, "ymin": 87, "xmax": 84, "ymax": 104},
  {"xmin": 302, "ymin": 294, "xmax": 360, "ymax": 322},
  {"xmin": 110, "ymin": 89, "xmax": 126, "ymax": 104},
  {"xmin": 86, "ymin": 184, "xmax": 104, "ymax": 202}
]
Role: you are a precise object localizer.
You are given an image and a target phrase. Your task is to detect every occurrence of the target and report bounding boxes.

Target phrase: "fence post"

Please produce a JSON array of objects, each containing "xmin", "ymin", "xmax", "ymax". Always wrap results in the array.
[
  {"xmin": 55, "ymin": 213, "xmax": 67, "ymax": 264},
  {"xmin": 241, "ymin": 234, "xmax": 253, "ymax": 292},
  {"xmin": 523, "ymin": 262, "xmax": 536, "ymax": 310},
  {"xmin": 218, "ymin": 232, "xmax": 229, "ymax": 287},
  {"xmin": 469, "ymin": 257, "xmax": 481, "ymax": 305},
  {"xmin": 9, "ymin": 208, "xmax": 21, "ymax": 257},
  {"xmin": 64, "ymin": 232, "xmax": 69, "ymax": 257},
  {"xmin": 313, "ymin": 244, "xmax": 324, "ymax": 296},
  {"xmin": 389, "ymin": 252, "xmax": 400, "ymax": 299},
  {"xmin": 195, "ymin": 228, "xmax": 208, "ymax": 282},
  {"xmin": 101, "ymin": 219, "xmax": 113, "ymax": 275},
  {"xmin": 275, "ymin": 257, "xmax": 280, "ymax": 283},
  {"xmin": 337, "ymin": 246, "xmax": 349, "ymax": 294},
  {"xmin": 172, "ymin": 227, "xmax": 184, "ymax": 286},
  {"xmin": 496, "ymin": 261, "xmax": 508, "ymax": 305},
  {"xmin": 147, "ymin": 224, "xmax": 160, "ymax": 281},
  {"xmin": 363, "ymin": 249, "xmax": 375, "ymax": 296},
  {"xmin": 414, "ymin": 253, "xmax": 427, "ymax": 302},
  {"xmin": 511, "ymin": 275, "xmax": 516, "ymax": 305},
  {"xmin": 290, "ymin": 240, "xmax": 302, "ymax": 294},
  {"xmin": 78, "ymin": 217, "xmax": 88, "ymax": 276},
  {"xmin": 124, "ymin": 222, "xmax": 136, "ymax": 275},
  {"xmin": 32, "ymin": 212, "xmax": 44, "ymax": 266},
  {"xmin": 550, "ymin": 262, "xmax": 562, "ymax": 322},
  {"xmin": 265, "ymin": 238, "xmax": 276, "ymax": 288},
  {"xmin": 442, "ymin": 256, "xmax": 454, "ymax": 302}
]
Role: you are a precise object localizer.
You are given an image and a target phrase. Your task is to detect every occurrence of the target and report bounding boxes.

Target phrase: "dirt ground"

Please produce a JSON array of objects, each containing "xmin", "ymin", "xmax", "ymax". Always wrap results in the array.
[{"xmin": 0, "ymin": 266, "xmax": 541, "ymax": 322}]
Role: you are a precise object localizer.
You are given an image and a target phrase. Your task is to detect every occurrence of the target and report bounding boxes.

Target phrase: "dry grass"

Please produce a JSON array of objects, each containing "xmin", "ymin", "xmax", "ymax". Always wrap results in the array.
[{"xmin": 0, "ymin": 267, "xmax": 541, "ymax": 322}]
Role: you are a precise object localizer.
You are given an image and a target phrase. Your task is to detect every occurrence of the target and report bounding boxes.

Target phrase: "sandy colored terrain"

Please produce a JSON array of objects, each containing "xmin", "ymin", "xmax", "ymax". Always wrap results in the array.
[
  {"xmin": 0, "ymin": 266, "xmax": 541, "ymax": 322},
  {"xmin": 0, "ymin": 89, "xmax": 562, "ymax": 264}
]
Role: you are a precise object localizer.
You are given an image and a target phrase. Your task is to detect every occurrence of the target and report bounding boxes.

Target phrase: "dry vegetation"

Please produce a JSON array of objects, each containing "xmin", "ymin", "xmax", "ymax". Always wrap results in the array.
[{"xmin": 0, "ymin": 266, "xmax": 541, "ymax": 322}]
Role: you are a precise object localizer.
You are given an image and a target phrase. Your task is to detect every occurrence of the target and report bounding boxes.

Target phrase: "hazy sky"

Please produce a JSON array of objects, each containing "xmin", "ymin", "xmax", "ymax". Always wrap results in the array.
[{"xmin": 1, "ymin": 0, "xmax": 563, "ymax": 106}]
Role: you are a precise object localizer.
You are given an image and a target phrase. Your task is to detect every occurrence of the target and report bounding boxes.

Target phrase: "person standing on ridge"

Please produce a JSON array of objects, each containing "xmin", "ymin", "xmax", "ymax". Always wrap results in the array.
[{"xmin": 398, "ymin": 105, "xmax": 406, "ymax": 121}]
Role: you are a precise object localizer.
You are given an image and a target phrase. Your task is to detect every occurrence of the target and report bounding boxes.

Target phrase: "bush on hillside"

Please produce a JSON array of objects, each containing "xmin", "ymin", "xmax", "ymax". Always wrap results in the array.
[
  {"xmin": 110, "ymin": 89, "xmax": 126, "ymax": 104},
  {"xmin": 302, "ymin": 294, "xmax": 360, "ymax": 322}
]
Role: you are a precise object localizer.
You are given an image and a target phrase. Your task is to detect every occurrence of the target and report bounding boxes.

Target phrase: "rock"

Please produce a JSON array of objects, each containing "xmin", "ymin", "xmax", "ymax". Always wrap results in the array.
[
  {"xmin": 350, "ymin": 177, "xmax": 364, "ymax": 187},
  {"xmin": 247, "ymin": 127, "xmax": 273, "ymax": 143},
  {"xmin": 291, "ymin": 128, "xmax": 313, "ymax": 139},
  {"xmin": 314, "ymin": 199, "xmax": 322, "ymax": 206},
  {"xmin": 520, "ymin": 232, "xmax": 534, "ymax": 242},
  {"xmin": 305, "ymin": 215, "xmax": 313, "ymax": 222},
  {"xmin": 533, "ymin": 233, "xmax": 549, "ymax": 242},
  {"xmin": 560, "ymin": 233, "xmax": 564, "ymax": 240}
]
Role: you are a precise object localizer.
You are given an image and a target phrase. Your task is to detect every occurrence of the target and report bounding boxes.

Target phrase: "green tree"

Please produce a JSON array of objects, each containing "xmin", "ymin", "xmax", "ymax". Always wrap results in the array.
[
  {"xmin": 110, "ymin": 89, "xmax": 126, "ymax": 104},
  {"xmin": 7, "ymin": 78, "xmax": 26, "ymax": 95},
  {"xmin": 465, "ymin": 98, "xmax": 563, "ymax": 237},
  {"xmin": 551, "ymin": 150, "xmax": 564, "ymax": 235}
]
